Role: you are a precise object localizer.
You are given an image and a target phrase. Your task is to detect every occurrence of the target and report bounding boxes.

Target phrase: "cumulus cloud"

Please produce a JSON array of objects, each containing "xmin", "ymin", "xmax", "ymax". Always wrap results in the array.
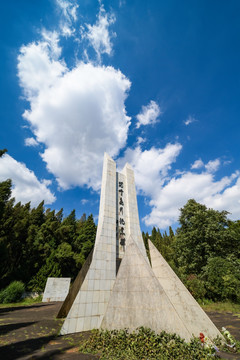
[
  {"xmin": 136, "ymin": 100, "xmax": 161, "ymax": 128},
  {"xmin": 143, "ymin": 170, "xmax": 240, "ymax": 228},
  {"xmin": 184, "ymin": 115, "xmax": 197, "ymax": 126},
  {"xmin": 17, "ymin": 2, "xmax": 131, "ymax": 192},
  {"xmin": 17, "ymin": 37, "xmax": 66, "ymax": 101},
  {"xmin": 84, "ymin": 5, "xmax": 116, "ymax": 62},
  {"xmin": 0, "ymin": 154, "xmax": 55, "ymax": 206},
  {"xmin": 25, "ymin": 137, "xmax": 39, "ymax": 147},
  {"xmin": 18, "ymin": 36, "xmax": 131, "ymax": 191}
]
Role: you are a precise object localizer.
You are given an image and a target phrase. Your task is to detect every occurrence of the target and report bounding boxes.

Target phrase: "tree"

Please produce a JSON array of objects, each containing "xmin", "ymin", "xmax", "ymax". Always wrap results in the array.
[
  {"xmin": 202, "ymin": 256, "xmax": 240, "ymax": 302},
  {"xmin": 0, "ymin": 179, "xmax": 12, "ymax": 216},
  {"xmin": 174, "ymin": 199, "xmax": 231, "ymax": 274},
  {"xmin": 0, "ymin": 150, "xmax": 11, "ymax": 221},
  {"xmin": 0, "ymin": 149, "xmax": 7, "ymax": 158},
  {"xmin": 74, "ymin": 214, "xmax": 96, "ymax": 266}
]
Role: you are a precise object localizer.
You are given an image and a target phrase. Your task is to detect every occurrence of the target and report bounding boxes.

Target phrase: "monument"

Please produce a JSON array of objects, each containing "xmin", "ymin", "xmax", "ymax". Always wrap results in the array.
[
  {"xmin": 60, "ymin": 153, "xmax": 222, "ymax": 342},
  {"xmin": 42, "ymin": 277, "xmax": 70, "ymax": 302}
]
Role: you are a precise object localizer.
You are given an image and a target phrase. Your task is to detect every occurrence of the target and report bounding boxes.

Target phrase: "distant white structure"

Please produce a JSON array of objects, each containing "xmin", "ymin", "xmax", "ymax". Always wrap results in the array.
[
  {"xmin": 60, "ymin": 153, "xmax": 222, "ymax": 342},
  {"xmin": 42, "ymin": 277, "xmax": 70, "ymax": 302}
]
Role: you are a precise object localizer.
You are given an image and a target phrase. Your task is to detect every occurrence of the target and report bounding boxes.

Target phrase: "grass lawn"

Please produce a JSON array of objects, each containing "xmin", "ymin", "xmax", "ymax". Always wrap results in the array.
[
  {"xmin": 0, "ymin": 295, "xmax": 42, "ymax": 308},
  {"xmin": 200, "ymin": 300, "xmax": 240, "ymax": 315}
]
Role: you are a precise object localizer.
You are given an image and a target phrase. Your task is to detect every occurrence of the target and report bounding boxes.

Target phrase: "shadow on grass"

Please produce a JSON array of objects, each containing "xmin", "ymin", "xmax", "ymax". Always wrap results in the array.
[
  {"xmin": 32, "ymin": 350, "xmax": 100, "ymax": 359},
  {"xmin": 0, "ymin": 321, "xmax": 37, "ymax": 336}
]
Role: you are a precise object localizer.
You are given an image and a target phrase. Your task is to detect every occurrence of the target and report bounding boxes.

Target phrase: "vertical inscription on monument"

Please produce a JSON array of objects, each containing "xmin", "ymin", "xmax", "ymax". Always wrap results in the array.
[{"xmin": 116, "ymin": 174, "xmax": 125, "ymax": 260}]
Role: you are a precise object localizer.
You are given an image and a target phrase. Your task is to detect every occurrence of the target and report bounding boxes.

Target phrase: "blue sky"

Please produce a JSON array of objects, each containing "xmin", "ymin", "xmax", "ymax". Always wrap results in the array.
[{"xmin": 0, "ymin": 0, "xmax": 240, "ymax": 231}]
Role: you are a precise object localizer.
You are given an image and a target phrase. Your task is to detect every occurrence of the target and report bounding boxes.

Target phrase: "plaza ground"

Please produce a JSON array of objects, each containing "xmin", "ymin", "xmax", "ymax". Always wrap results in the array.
[{"xmin": 0, "ymin": 301, "xmax": 240, "ymax": 359}]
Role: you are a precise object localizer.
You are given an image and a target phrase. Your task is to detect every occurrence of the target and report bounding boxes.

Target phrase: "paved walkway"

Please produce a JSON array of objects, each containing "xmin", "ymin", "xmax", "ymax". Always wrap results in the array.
[{"xmin": 0, "ymin": 302, "xmax": 239, "ymax": 359}]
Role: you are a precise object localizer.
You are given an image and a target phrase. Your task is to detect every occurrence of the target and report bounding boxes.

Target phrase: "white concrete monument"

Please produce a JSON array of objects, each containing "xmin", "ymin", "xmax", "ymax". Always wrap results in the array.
[
  {"xmin": 42, "ymin": 277, "xmax": 70, "ymax": 302},
  {"xmin": 60, "ymin": 153, "xmax": 223, "ymax": 342}
]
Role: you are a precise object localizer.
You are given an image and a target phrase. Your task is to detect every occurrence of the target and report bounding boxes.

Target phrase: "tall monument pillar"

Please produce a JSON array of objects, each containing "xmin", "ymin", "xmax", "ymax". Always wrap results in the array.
[
  {"xmin": 61, "ymin": 153, "xmax": 147, "ymax": 334},
  {"xmin": 61, "ymin": 153, "xmax": 117, "ymax": 334}
]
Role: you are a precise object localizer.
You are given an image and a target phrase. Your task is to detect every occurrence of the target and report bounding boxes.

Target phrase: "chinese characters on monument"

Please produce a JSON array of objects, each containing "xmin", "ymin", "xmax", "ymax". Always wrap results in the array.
[{"xmin": 117, "ymin": 180, "xmax": 126, "ymax": 258}]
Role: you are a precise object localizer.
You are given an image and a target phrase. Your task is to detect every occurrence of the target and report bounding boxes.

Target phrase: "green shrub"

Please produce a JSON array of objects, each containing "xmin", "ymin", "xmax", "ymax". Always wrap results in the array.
[
  {"xmin": 186, "ymin": 274, "xmax": 206, "ymax": 300},
  {"xmin": 79, "ymin": 327, "xmax": 217, "ymax": 359},
  {"xmin": 0, "ymin": 281, "xmax": 25, "ymax": 304}
]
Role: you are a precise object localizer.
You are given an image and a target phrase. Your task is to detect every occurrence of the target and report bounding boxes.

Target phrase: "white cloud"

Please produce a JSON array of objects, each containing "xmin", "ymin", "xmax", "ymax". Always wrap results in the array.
[
  {"xmin": 136, "ymin": 137, "xmax": 146, "ymax": 145},
  {"xmin": 18, "ymin": 39, "xmax": 131, "ymax": 191},
  {"xmin": 17, "ymin": 3, "xmax": 130, "ymax": 194},
  {"xmin": 56, "ymin": 0, "xmax": 78, "ymax": 37},
  {"xmin": 191, "ymin": 158, "xmax": 220, "ymax": 172},
  {"xmin": 61, "ymin": 24, "xmax": 75, "ymax": 37},
  {"xmin": 81, "ymin": 199, "xmax": 88, "ymax": 205},
  {"xmin": 0, "ymin": 154, "xmax": 55, "ymax": 206},
  {"xmin": 119, "ymin": 144, "xmax": 240, "ymax": 228},
  {"xmin": 118, "ymin": 143, "xmax": 182, "ymax": 198},
  {"xmin": 84, "ymin": 5, "xmax": 116, "ymax": 62},
  {"xmin": 56, "ymin": 0, "xmax": 78, "ymax": 21},
  {"xmin": 205, "ymin": 158, "xmax": 220, "ymax": 173},
  {"xmin": 184, "ymin": 115, "xmax": 197, "ymax": 126},
  {"xmin": 191, "ymin": 159, "xmax": 204, "ymax": 169},
  {"xmin": 204, "ymin": 176, "xmax": 240, "ymax": 218},
  {"xmin": 143, "ymin": 170, "xmax": 240, "ymax": 228},
  {"xmin": 17, "ymin": 39, "xmax": 66, "ymax": 101},
  {"xmin": 136, "ymin": 100, "xmax": 161, "ymax": 128},
  {"xmin": 41, "ymin": 29, "xmax": 62, "ymax": 59},
  {"xmin": 25, "ymin": 137, "xmax": 39, "ymax": 147}
]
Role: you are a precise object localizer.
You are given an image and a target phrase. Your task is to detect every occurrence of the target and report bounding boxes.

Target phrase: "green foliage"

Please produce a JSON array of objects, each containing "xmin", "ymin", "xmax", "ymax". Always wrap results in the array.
[
  {"xmin": 200, "ymin": 300, "xmax": 240, "ymax": 313},
  {"xmin": 142, "ymin": 199, "xmax": 240, "ymax": 303},
  {"xmin": 0, "ymin": 179, "xmax": 12, "ymax": 220},
  {"xmin": 174, "ymin": 199, "xmax": 231, "ymax": 274},
  {"xmin": 202, "ymin": 256, "xmax": 240, "ymax": 302},
  {"xmin": 0, "ymin": 171, "xmax": 97, "ymax": 292},
  {"xmin": 147, "ymin": 226, "xmax": 176, "ymax": 264},
  {"xmin": 185, "ymin": 274, "xmax": 206, "ymax": 300},
  {"xmin": 0, "ymin": 294, "xmax": 42, "ymax": 308},
  {"xmin": 79, "ymin": 327, "xmax": 217, "ymax": 359},
  {"xmin": 0, "ymin": 281, "xmax": 25, "ymax": 303},
  {"xmin": 0, "ymin": 149, "xmax": 7, "ymax": 158},
  {"xmin": 1, "ymin": 158, "xmax": 239, "ymax": 305},
  {"xmin": 28, "ymin": 252, "xmax": 62, "ymax": 292}
]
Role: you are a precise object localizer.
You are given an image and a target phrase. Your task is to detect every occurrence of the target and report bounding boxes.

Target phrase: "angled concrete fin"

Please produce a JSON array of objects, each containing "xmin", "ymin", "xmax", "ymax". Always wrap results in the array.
[
  {"xmin": 57, "ymin": 249, "xmax": 93, "ymax": 318},
  {"xmin": 121, "ymin": 165, "xmax": 148, "ymax": 262},
  {"xmin": 148, "ymin": 240, "xmax": 223, "ymax": 341},
  {"xmin": 60, "ymin": 154, "xmax": 116, "ymax": 334},
  {"xmin": 101, "ymin": 236, "xmax": 192, "ymax": 341}
]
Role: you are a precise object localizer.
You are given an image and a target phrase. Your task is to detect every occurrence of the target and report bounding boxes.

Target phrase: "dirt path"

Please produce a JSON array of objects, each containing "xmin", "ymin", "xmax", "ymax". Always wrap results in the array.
[{"xmin": 0, "ymin": 302, "xmax": 239, "ymax": 359}]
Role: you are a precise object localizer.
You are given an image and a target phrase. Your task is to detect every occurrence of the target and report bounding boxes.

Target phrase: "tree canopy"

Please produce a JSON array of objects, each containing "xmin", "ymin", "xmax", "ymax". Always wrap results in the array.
[{"xmin": 0, "ymin": 174, "xmax": 96, "ymax": 291}]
